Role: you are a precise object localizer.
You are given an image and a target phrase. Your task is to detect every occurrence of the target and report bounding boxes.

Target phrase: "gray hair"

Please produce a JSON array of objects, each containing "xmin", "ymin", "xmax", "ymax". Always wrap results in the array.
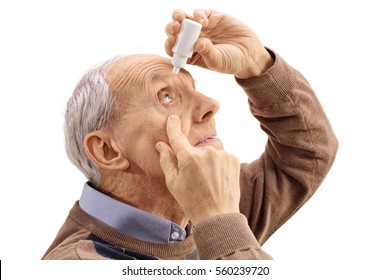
[{"xmin": 64, "ymin": 57, "xmax": 120, "ymax": 187}]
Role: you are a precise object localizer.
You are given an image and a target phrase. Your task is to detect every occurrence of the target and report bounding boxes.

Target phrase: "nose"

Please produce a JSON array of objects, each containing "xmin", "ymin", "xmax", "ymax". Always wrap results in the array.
[{"xmin": 193, "ymin": 92, "xmax": 220, "ymax": 123}]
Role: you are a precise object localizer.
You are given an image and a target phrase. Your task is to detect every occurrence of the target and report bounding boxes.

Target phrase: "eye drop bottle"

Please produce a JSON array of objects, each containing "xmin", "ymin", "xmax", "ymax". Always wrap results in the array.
[{"xmin": 171, "ymin": 19, "xmax": 202, "ymax": 74}]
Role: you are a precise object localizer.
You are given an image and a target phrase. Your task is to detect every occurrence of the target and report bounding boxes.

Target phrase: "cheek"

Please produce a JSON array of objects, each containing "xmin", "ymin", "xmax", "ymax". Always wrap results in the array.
[
  {"xmin": 144, "ymin": 118, "xmax": 168, "ymax": 143},
  {"xmin": 127, "ymin": 119, "xmax": 169, "ymax": 176},
  {"xmin": 178, "ymin": 112, "xmax": 193, "ymax": 137}
]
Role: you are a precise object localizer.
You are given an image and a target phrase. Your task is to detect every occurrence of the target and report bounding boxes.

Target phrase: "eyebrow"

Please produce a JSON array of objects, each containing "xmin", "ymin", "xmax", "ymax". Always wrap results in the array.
[{"xmin": 151, "ymin": 71, "xmax": 196, "ymax": 89}]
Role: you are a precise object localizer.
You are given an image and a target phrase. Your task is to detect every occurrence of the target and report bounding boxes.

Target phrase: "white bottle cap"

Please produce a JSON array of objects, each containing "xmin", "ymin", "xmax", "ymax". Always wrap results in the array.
[{"xmin": 171, "ymin": 19, "xmax": 202, "ymax": 74}]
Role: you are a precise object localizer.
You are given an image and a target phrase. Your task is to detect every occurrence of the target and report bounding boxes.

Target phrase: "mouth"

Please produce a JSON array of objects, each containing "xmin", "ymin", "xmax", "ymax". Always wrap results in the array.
[{"xmin": 194, "ymin": 134, "xmax": 220, "ymax": 147}]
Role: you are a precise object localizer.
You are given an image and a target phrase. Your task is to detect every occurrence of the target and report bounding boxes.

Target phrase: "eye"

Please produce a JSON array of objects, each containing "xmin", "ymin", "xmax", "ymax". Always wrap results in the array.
[{"xmin": 158, "ymin": 90, "xmax": 175, "ymax": 106}]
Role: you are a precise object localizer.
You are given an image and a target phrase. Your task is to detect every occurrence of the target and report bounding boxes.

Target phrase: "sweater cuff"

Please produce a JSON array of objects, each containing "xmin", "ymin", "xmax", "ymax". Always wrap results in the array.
[
  {"xmin": 193, "ymin": 213, "xmax": 262, "ymax": 259},
  {"xmin": 235, "ymin": 49, "xmax": 297, "ymax": 106}
]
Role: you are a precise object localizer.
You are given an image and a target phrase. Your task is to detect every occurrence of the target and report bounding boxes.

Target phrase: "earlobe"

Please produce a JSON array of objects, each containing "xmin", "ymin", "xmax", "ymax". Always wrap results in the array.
[{"xmin": 84, "ymin": 131, "xmax": 130, "ymax": 171}]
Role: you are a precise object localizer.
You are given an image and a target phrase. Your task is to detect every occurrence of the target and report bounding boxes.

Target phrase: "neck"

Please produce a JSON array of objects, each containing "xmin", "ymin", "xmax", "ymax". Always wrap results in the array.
[{"xmin": 100, "ymin": 171, "xmax": 189, "ymax": 228}]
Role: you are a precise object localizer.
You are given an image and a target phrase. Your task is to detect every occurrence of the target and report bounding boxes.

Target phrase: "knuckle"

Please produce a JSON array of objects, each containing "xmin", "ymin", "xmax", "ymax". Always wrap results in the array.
[
  {"xmin": 177, "ymin": 152, "xmax": 196, "ymax": 169},
  {"xmin": 172, "ymin": 9, "xmax": 186, "ymax": 21},
  {"xmin": 164, "ymin": 36, "xmax": 175, "ymax": 55},
  {"xmin": 169, "ymin": 131, "xmax": 185, "ymax": 144},
  {"xmin": 164, "ymin": 23, "xmax": 173, "ymax": 35},
  {"xmin": 193, "ymin": 9, "xmax": 204, "ymax": 19}
]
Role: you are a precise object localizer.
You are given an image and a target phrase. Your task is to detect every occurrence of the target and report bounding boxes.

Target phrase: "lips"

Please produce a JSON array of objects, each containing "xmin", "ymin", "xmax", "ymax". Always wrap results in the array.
[{"xmin": 194, "ymin": 134, "xmax": 218, "ymax": 147}]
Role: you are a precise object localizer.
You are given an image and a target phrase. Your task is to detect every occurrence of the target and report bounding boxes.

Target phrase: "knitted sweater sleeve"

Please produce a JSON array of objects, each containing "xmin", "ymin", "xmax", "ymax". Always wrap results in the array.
[
  {"xmin": 193, "ymin": 50, "xmax": 338, "ymax": 259},
  {"xmin": 237, "ymin": 50, "xmax": 338, "ymax": 245}
]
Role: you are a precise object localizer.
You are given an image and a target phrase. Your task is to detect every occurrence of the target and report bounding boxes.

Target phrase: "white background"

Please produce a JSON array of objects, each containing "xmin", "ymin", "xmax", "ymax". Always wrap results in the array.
[{"xmin": 1, "ymin": 0, "xmax": 389, "ymax": 279}]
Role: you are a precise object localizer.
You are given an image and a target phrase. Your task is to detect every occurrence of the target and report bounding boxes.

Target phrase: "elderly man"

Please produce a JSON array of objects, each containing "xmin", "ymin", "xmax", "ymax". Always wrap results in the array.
[{"xmin": 42, "ymin": 9, "xmax": 338, "ymax": 260}]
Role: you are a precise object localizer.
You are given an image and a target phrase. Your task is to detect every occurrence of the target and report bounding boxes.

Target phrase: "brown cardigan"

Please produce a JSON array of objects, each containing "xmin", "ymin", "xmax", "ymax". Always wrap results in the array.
[{"xmin": 42, "ymin": 50, "xmax": 338, "ymax": 260}]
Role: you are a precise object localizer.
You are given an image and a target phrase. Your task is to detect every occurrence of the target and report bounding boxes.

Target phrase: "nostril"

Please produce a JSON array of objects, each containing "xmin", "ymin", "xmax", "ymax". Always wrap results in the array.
[
  {"xmin": 201, "ymin": 111, "xmax": 213, "ymax": 122},
  {"xmin": 195, "ymin": 94, "xmax": 219, "ymax": 123}
]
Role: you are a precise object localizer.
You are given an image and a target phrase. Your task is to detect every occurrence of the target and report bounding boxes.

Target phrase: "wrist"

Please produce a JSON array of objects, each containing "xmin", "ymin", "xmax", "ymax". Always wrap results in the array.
[{"xmin": 235, "ymin": 48, "xmax": 274, "ymax": 79}]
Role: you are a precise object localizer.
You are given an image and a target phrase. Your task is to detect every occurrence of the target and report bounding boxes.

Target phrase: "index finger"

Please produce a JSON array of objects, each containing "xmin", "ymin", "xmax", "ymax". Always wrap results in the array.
[
  {"xmin": 172, "ymin": 9, "xmax": 192, "ymax": 22},
  {"xmin": 164, "ymin": 21, "xmax": 180, "ymax": 36},
  {"xmin": 193, "ymin": 9, "xmax": 212, "ymax": 26},
  {"xmin": 166, "ymin": 115, "xmax": 193, "ymax": 157}
]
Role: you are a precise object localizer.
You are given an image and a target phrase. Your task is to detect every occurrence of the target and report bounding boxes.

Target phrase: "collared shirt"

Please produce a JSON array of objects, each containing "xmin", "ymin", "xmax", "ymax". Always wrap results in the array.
[{"xmin": 79, "ymin": 183, "xmax": 187, "ymax": 243}]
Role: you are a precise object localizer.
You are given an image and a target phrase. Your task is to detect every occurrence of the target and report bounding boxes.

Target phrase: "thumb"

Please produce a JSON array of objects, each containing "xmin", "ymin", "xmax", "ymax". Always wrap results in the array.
[
  {"xmin": 155, "ymin": 142, "xmax": 178, "ymax": 188},
  {"xmin": 194, "ymin": 37, "xmax": 221, "ymax": 70}
]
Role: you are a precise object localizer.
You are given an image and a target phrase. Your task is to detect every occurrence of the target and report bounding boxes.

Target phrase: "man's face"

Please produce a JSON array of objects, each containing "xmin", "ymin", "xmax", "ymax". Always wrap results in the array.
[{"xmin": 107, "ymin": 54, "xmax": 221, "ymax": 177}]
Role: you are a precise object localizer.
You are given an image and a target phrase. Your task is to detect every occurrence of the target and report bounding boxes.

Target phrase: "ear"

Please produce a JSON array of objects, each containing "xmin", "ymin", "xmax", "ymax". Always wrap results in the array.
[{"xmin": 83, "ymin": 131, "xmax": 130, "ymax": 171}]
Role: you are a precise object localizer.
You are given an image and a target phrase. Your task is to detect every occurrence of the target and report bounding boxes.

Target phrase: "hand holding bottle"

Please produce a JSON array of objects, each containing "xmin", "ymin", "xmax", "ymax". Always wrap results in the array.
[{"xmin": 165, "ymin": 9, "xmax": 274, "ymax": 79}]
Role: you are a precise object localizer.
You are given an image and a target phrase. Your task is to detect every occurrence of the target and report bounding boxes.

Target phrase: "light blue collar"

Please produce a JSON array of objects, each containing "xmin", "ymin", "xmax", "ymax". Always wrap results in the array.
[{"xmin": 79, "ymin": 183, "xmax": 187, "ymax": 243}]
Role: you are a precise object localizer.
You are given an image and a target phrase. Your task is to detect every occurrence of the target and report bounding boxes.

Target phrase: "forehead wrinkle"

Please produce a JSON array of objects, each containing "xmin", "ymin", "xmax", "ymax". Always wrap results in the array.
[
  {"xmin": 151, "ymin": 70, "xmax": 196, "ymax": 90},
  {"xmin": 108, "ymin": 55, "xmax": 173, "ymax": 95}
]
